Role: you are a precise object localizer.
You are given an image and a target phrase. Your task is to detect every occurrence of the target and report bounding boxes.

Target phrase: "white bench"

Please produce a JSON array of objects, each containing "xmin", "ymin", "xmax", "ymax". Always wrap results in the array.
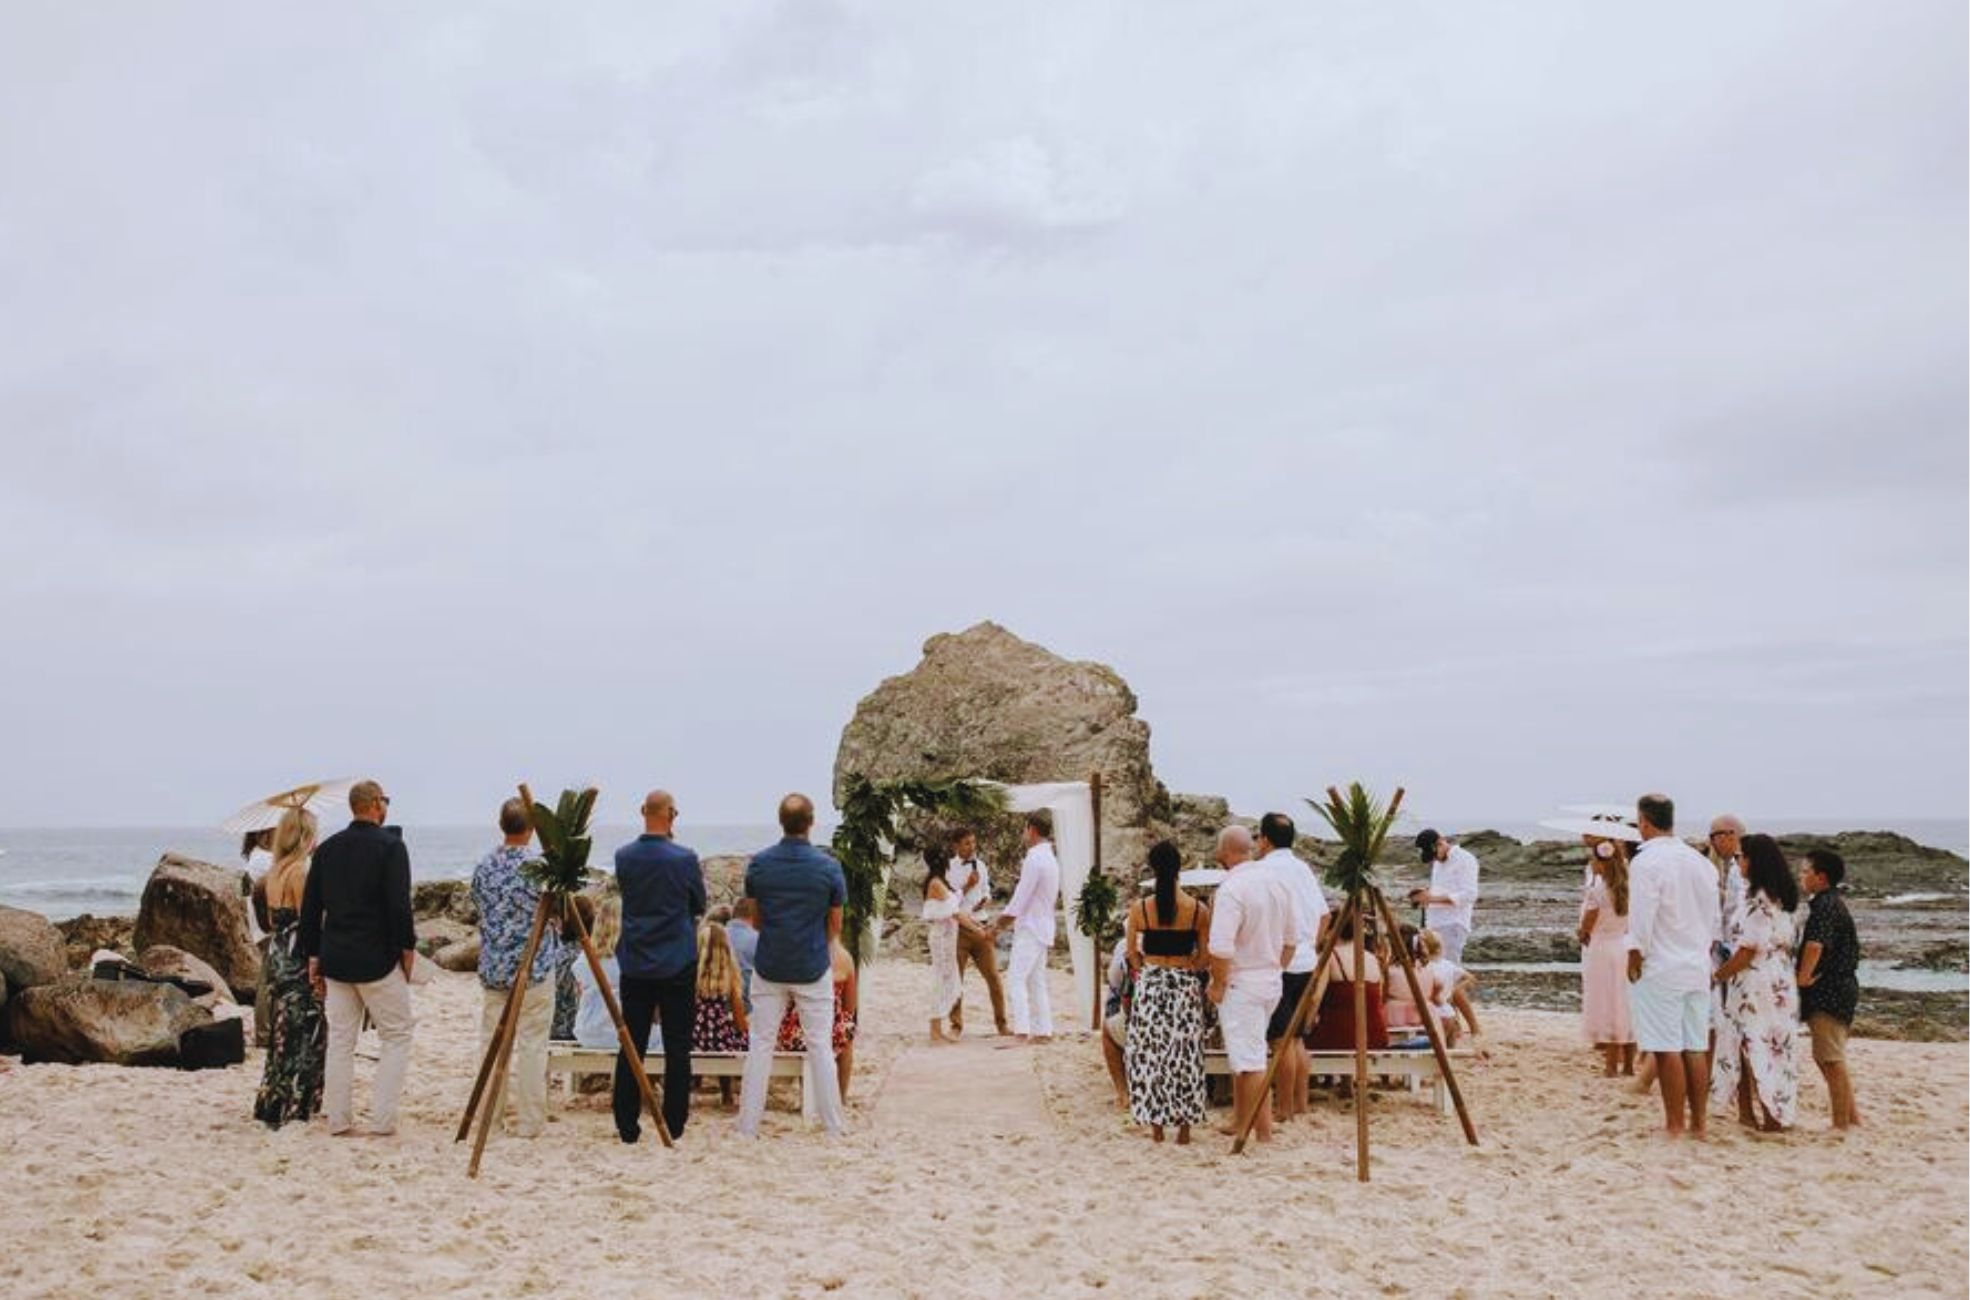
[
  {"xmin": 1204, "ymin": 1044, "xmax": 1473, "ymax": 1116},
  {"xmin": 546, "ymin": 1042, "xmax": 814, "ymax": 1116}
]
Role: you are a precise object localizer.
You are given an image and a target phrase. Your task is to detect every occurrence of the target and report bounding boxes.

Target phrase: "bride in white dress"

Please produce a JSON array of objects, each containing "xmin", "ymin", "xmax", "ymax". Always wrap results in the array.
[{"xmin": 922, "ymin": 853, "xmax": 964, "ymax": 1042}]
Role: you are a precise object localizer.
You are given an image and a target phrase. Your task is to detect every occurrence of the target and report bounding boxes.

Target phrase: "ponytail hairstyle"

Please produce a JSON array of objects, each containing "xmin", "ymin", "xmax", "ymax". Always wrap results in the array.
[
  {"xmin": 1604, "ymin": 844, "xmax": 1630, "ymax": 917},
  {"xmin": 1147, "ymin": 840, "xmax": 1182, "ymax": 926}
]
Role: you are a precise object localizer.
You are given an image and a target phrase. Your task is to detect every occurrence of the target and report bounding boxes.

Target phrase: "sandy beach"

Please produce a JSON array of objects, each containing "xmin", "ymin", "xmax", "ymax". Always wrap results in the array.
[{"xmin": 2, "ymin": 959, "xmax": 1963, "ymax": 1299}]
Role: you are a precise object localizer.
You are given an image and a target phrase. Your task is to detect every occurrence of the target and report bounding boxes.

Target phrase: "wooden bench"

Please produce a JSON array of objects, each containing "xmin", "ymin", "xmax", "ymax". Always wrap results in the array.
[
  {"xmin": 546, "ymin": 1042, "xmax": 814, "ymax": 1116},
  {"xmin": 1204, "ymin": 1043, "xmax": 1473, "ymax": 1116}
]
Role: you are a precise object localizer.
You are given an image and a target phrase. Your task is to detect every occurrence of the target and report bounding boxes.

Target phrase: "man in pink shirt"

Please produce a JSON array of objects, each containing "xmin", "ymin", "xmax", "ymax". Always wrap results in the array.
[{"xmin": 1206, "ymin": 825, "xmax": 1300, "ymax": 1143}]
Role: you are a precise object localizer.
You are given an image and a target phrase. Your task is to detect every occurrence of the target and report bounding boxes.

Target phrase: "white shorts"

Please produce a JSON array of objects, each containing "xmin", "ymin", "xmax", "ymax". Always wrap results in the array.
[
  {"xmin": 1219, "ymin": 982, "xmax": 1279, "ymax": 1074},
  {"xmin": 1629, "ymin": 979, "xmax": 1709, "ymax": 1053}
]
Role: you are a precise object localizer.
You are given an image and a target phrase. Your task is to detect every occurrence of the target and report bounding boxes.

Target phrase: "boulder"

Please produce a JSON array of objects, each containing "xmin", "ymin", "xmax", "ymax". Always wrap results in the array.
[
  {"xmin": 414, "ymin": 917, "xmax": 476, "ymax": 959},
  {"xmin": 833, "ymin": 622, "xmax": 1171, "ymax": 891},
  {"xmin": 5, "ymin": 975, "xmax": 213, "ymax": 1067},
  {"xmin": 54, "ymin": 913, "xmax": 138, "ymax": 972},
  {"xmin": 133, "ymin": 855, "xmax": 260, "ymax": 1000},
  {"xmin": 434, "ymin": 937, "xmax": 481, "ymax": 973},
  {"xmin": 412, "ymin": 879, "xmax": 479, "ymax": 926},
  {"xmin": 137, "ymin": 944, "xmax": 237, "ymax": 1009},
  {"xmin": 0, "ymin": 904, "xmax": 67, "ymax": 993},
  {"xmin": 703, "ymin": 856, "xmax": 747, "ymax": 910}
]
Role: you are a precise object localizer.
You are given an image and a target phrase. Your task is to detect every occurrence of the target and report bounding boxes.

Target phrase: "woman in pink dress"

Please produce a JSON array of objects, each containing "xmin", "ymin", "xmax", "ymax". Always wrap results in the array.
[{"xmin": 1576, "ymin": 834, "xmax": 1636, "ymax": 1076}]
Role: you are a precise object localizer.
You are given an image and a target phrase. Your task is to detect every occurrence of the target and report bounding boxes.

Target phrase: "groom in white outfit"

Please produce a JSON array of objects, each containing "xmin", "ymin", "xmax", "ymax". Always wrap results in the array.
[{"xmin": 994, "ymin": 809, "xmax": 1061, "ymax": 1044}]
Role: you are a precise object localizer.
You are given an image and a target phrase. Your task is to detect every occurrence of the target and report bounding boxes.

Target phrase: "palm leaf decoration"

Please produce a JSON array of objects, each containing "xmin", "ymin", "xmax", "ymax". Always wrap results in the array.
[
  {"xmin": 517, "ymin": 784, "xmax": 600, "ymax": 894},
  {"xmin": 832, "ymin": 775, "xmax": 1007, "ymax": 967},
  {"xmin": 1307, "ymin": 783, "xmax": 1407, "ymax": 895}
]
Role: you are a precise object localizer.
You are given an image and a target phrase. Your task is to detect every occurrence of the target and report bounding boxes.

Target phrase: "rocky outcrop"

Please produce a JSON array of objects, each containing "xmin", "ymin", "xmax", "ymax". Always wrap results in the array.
[
  {"xmin": 433, "ymin": 937, "xmax": 481, "ymax": 973},
  {"xmin": 136, "ymin": 945, "xmax": 236, "ymax": 1010},
  {"xmin": 5, "ymin": 976, "xmax": 213, "ymax": 1066},
  {"xmin": 412, "ymin": 880, "xmax": 479, "ymax": 927},
  {"xmin": 133, "ymin": 855, "xmax": 260, "ymax": 1000},
  {"xmin": 0, "ymin": 904, "xmax": 67, "ymax": 994},
  {"xmin": 834, "ymin": 623, "xmax": 1170, "ymax": 890},
  {"xmin": 54, "ymin": 914, "xmax": 138, "ymax": 972}
]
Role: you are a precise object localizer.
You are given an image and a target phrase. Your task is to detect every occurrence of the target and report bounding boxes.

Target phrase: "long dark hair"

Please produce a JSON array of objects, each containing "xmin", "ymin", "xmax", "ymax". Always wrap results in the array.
[
  {"xmin": 1147, "ymin": 840, "xmax": 1181, "ymax": 925},
  {"xmin": 1740, "ymin": 833, "xmax": 1800, "ymax": 912},
  {"xmin": 924, "ymin": 844, "xmax": 950, "ymax": 889}
]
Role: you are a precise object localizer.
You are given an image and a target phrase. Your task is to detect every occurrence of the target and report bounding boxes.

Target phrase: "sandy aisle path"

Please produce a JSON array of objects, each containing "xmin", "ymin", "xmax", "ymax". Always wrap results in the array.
[{"xmin": 872, "ymin": 1035, "xmax": 1049, "ymax": 1137}]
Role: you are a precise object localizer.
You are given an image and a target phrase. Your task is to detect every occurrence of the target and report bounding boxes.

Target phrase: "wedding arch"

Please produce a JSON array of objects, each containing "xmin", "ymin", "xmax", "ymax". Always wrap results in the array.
[{"xmin": 834, "ymin": 773, "xmax": 1110, "ymax": 1026}]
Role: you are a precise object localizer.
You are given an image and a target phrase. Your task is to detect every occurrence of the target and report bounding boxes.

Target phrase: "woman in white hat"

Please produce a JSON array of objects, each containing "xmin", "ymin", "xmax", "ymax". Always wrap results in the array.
[{"xmin": 1548, "ymin": 814, "xmax": 1641, "ymax": 1077}]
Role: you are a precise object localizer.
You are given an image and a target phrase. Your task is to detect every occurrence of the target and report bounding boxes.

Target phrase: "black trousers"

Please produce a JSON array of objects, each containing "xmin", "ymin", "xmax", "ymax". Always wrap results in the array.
[{"xmin": 614, "ymin": 965, "xmax": 697, "ymax": 1141}]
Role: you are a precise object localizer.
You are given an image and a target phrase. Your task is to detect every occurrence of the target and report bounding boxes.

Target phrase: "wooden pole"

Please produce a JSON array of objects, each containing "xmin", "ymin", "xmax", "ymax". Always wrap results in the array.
[
  {"xmin": 1089, "ymin": 771, "xmax": 1104, "ymax": 1032},
  {"xmin": 1372, "ymin": 887, "xmax": 1478, "ymax": 1146},
  {"xmin": 455, "ymin": 893, "xmax": 552, "ymax": 1144},
  {"xmin": 1351, "ymin": 890, "xmax": 1370, "ymax": 1182},
  {"xmin": 1229, "ymin": 890, "xmax": 1359, "ymax": 1154},
  {"xmin": 567, "ymin": 897, "xmax": 673, "ymax": 1149},
  {"xmin": 467, "ymin": 891, "xmax": 551, "ymax": 1177}
]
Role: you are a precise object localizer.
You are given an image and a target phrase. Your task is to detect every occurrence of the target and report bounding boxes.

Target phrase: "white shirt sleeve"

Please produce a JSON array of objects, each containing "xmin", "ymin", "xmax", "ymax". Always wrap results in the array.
[
  {"xmin": 1207, "ymin": 883, "xmax": 1242, "ymax": 960},
  {"xmin": 1626, "ymin": 860, "xmax": 1659, "ymax": 955},
  {"xmin": 1003, "ymin": 859, "xmax": 1037, "ymax": 921}
]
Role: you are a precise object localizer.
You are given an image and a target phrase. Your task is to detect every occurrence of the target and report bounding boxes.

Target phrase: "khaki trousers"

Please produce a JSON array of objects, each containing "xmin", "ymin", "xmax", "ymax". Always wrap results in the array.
[
  {"xmin": 477, "ymin": 981, "xmax": 556, "ymax": 1139},
  {"xmin": 952, "ymin": 925, "xmax": 1009, "ymax": 1034},
  {"xmin": 324, "ymin": 970, "xmax": 415, "ymax": 1135}
]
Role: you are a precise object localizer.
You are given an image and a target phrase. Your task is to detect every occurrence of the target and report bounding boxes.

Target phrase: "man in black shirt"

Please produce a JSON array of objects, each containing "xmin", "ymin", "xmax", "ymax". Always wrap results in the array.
[
  {"xmin": 1796, "ymin": 849, "xmax": 1861, "ymax": 1130},
  {"xmin": 301, "ymin": 779, "xmax": 418, "ymax": 1136}
]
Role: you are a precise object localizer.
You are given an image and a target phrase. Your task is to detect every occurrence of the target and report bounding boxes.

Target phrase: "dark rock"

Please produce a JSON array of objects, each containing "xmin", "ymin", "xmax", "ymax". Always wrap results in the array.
[
  {"xmin": 137, "ymin": 944, "xmax": 236, "ymax": 1009},
  {"xmin": 133, "ymin": 855, "xmax": 260, "ymax": 1000},
  {"xmin": 414, "ymin": 917, "xmax": 475, "ymax": 958},
  {"xmin": 0, "ymin": 904, "xmax": 67, "ymax": 993},
  {"xmin": 5, "ymin": 975, "xmax": 213, "ymax": 1066},
  {"xmin": 1463, "ymin": 930, "xmax": 1582, "ymax": 964},
  {"xmin": 54, "ymin": 914, "xmax": 137, "ymax": 972},
  {"xmin": 177, "ymin": 1017, "xmax": 246, "ymax": 1070},
  {"xmin": 1905, "ymin": 938, "xmax": 1970, "ymax": 972}
]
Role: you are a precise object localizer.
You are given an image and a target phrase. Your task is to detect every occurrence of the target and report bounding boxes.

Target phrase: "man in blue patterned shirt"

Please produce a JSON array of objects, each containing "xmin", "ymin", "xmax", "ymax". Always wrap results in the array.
[{"xmin": 472, "ymin": 797, "xmax": 562, "ymax": 1139}]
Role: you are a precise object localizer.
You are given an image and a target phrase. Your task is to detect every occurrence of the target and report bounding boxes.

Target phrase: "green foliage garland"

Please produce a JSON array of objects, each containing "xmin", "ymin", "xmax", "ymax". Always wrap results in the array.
[
  {"xmin": 831, "ymin": 775, "xmax": 1007, "ymax": 966},
  {"xmin": 1307, "ymin": 782, "xmax": 1406, "ymax": 896},
  {"xmin": 1074, "ymin": 865, "xmax": 1120, "ymax": 948},
  {"xmin": 517, "ymin": 786, "xmax": 600, "ymax": 895}
]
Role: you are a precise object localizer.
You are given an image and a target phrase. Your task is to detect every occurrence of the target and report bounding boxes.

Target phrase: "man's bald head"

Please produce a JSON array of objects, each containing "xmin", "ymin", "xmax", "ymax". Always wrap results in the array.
[
  {"xmin": 779, "ymin": 793, "xmax": 815, "ymax": 838},
  {"xmin": 641, "ymin": 789, "xmax": 676, "ymax": 833},
  {"xmin": 1215, "ymin": 824, "xmax": 1254, "ymax": 866}
]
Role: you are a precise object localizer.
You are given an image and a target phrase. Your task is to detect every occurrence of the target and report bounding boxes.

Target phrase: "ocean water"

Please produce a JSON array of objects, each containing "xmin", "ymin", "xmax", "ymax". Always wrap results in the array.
[
  {"xmin": 0, "ymin": 822, "xmax": 795, "ymax": 920},
  {"xmin": 1, "ymin": 817, "xmax": 1962, "ymax": 921}
]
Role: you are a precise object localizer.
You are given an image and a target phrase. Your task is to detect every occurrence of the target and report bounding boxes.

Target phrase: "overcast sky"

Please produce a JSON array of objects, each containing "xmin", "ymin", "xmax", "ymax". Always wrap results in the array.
[{"xmin": 1, "ymin": 2, "xmax": 1963, "ymax": 831}]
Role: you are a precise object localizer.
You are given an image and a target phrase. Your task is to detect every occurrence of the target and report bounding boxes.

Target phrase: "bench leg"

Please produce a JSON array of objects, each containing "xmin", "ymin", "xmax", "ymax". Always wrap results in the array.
[
  {"xmin": 800, "ymin": 1058, "xmax": 816, "ymax": 1124},
  {"xmin": 1434, "ymin": 1078, "xmax": 1450, "ymax": 1117}
]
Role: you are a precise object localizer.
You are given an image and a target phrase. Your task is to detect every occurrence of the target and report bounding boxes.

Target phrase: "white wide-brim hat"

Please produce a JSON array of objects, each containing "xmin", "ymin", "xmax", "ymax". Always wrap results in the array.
[{"xmin": 1539, "ymin": 816, "xmax": 1642, "ymax": 843}]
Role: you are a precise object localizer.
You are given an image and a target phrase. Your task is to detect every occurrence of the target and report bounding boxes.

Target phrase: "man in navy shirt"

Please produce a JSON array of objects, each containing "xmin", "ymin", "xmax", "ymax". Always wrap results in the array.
[
  {"xmin": 612, "ymin": 789, "xmax": 705, "ymax": 1143},
  {"xmin": 736, "ymin": 793, "xmax": 848, "ymax": 1138}
]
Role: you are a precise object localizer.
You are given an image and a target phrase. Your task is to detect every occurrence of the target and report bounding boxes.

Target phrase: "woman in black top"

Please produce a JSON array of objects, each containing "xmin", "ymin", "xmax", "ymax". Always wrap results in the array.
[{"xmin": 1123, "ymin": 841, "xmax": 1212, "ymax": 1144}]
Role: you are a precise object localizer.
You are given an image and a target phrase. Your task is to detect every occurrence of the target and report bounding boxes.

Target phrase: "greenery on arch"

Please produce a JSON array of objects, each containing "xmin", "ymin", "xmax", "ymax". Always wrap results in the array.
[{"xmin": 831, "ymin": 775, "xmax": 1008, "ymax": 965}]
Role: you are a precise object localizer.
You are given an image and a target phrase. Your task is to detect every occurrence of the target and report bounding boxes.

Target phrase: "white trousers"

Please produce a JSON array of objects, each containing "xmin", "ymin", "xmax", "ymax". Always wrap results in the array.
[
  {"xmin": 737, "ymin": 974, "xmax": 845, "ymax": 1137},
  {"xmin": 1007, "ymin": 931, "xmax": 1053, "ymax": 1038},
  {"xmin": 324, "ymin": 970, "xmax": 415, "ymax": 1135},
  {"xmin": 477, "ymin": 981, "xmax": 555, "ymax": 1138}
]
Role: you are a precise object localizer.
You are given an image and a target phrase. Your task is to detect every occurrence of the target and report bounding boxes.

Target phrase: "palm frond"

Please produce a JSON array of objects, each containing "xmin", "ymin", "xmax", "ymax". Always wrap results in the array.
[
  {"xmin": 518, "ymin": 785, "xmax": 600, "ymax": 894},
  {"xmin": 1307, "ymin": 782, "xmax": 1407, "ymax": 895}
]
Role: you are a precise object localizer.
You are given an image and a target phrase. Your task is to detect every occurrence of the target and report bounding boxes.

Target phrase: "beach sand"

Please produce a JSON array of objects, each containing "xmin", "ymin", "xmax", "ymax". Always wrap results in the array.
[{"xmin": 2, "ymin": 961, "xmax": 1963, "ymax": 1298}]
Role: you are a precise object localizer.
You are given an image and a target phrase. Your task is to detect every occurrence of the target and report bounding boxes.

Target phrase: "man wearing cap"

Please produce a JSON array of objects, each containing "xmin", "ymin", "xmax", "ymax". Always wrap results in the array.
[{"xmin": 1409, "ymin": 830, "xmax": 1480, "ymax": 966}]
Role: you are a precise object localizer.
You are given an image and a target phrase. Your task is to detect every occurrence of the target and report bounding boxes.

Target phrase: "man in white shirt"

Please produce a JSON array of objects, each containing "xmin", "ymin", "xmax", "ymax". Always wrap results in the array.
[
  {"xmin": 1706, "ymin": 813, "xmax": 1747, "ymax": 932},
  {"xmin": 993, "ymin": 810, "xmax": 1061, "ymax": 1043},
  {"xmin": 1255, "ymin": 812, "xmax": 1329, "ymax": 1124},
  {"xmin": 1625, "ymin": 793, "xmax": 1722, "ymax": 1138},
  {"xmin": 1409, "ymin": 830, "xmax": 1480, "ymax": 965},
  {"xmin": 1207, "ymin": 825, "xmax": 1299, "ymax": 1145},
  {"xmin": 946, "ymin": 828, "xmax": 1009, "ymax": 1037}
]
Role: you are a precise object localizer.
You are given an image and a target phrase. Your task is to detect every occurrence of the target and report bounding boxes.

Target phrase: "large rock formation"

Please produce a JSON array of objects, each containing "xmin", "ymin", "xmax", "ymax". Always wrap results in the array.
[
  {"xmin": 834, "ymin": 623, "xmax": 1170, "ymax": 888},
  {"xmin": 5, "ymin": 976, "xmax": 213, "ymax": 1066},
  {"xmin": 0, "ymin": 904, "xmax": 67, "ymax": 994},
  {"xmin": 54, "ymin": 913, "xmax": 137, "ymax": 972},
  {"xmin": 133, "ymin": 855, "xmax": 260, "ymax": 1000}
]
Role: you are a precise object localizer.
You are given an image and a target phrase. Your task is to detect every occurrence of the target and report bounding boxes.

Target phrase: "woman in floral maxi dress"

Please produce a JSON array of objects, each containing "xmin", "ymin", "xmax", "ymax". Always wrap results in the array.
[
  {"xmin": 1710, "ymin": 833, "xmax": 1803, "ymax": 1130},
  {"xmin": 253, "ymin": 807, "xmax": 326, "ymax": 1128}
]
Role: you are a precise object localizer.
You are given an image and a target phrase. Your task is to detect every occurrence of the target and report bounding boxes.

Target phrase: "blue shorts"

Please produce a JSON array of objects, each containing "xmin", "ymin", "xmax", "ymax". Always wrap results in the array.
[{"xmin": 1629, "ymin": 979, "xmax": 1709, "ymax": 1052}]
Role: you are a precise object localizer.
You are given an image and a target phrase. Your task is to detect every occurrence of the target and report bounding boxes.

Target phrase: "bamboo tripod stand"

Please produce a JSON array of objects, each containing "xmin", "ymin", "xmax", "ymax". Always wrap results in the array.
[
  {"xmin": 1227, "ymin": 797, "xmax": 1479, "ymax": 1178},
  {"xmin": 455, "ymin": 784, "xmax": 672, "ymax": 1177}
]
